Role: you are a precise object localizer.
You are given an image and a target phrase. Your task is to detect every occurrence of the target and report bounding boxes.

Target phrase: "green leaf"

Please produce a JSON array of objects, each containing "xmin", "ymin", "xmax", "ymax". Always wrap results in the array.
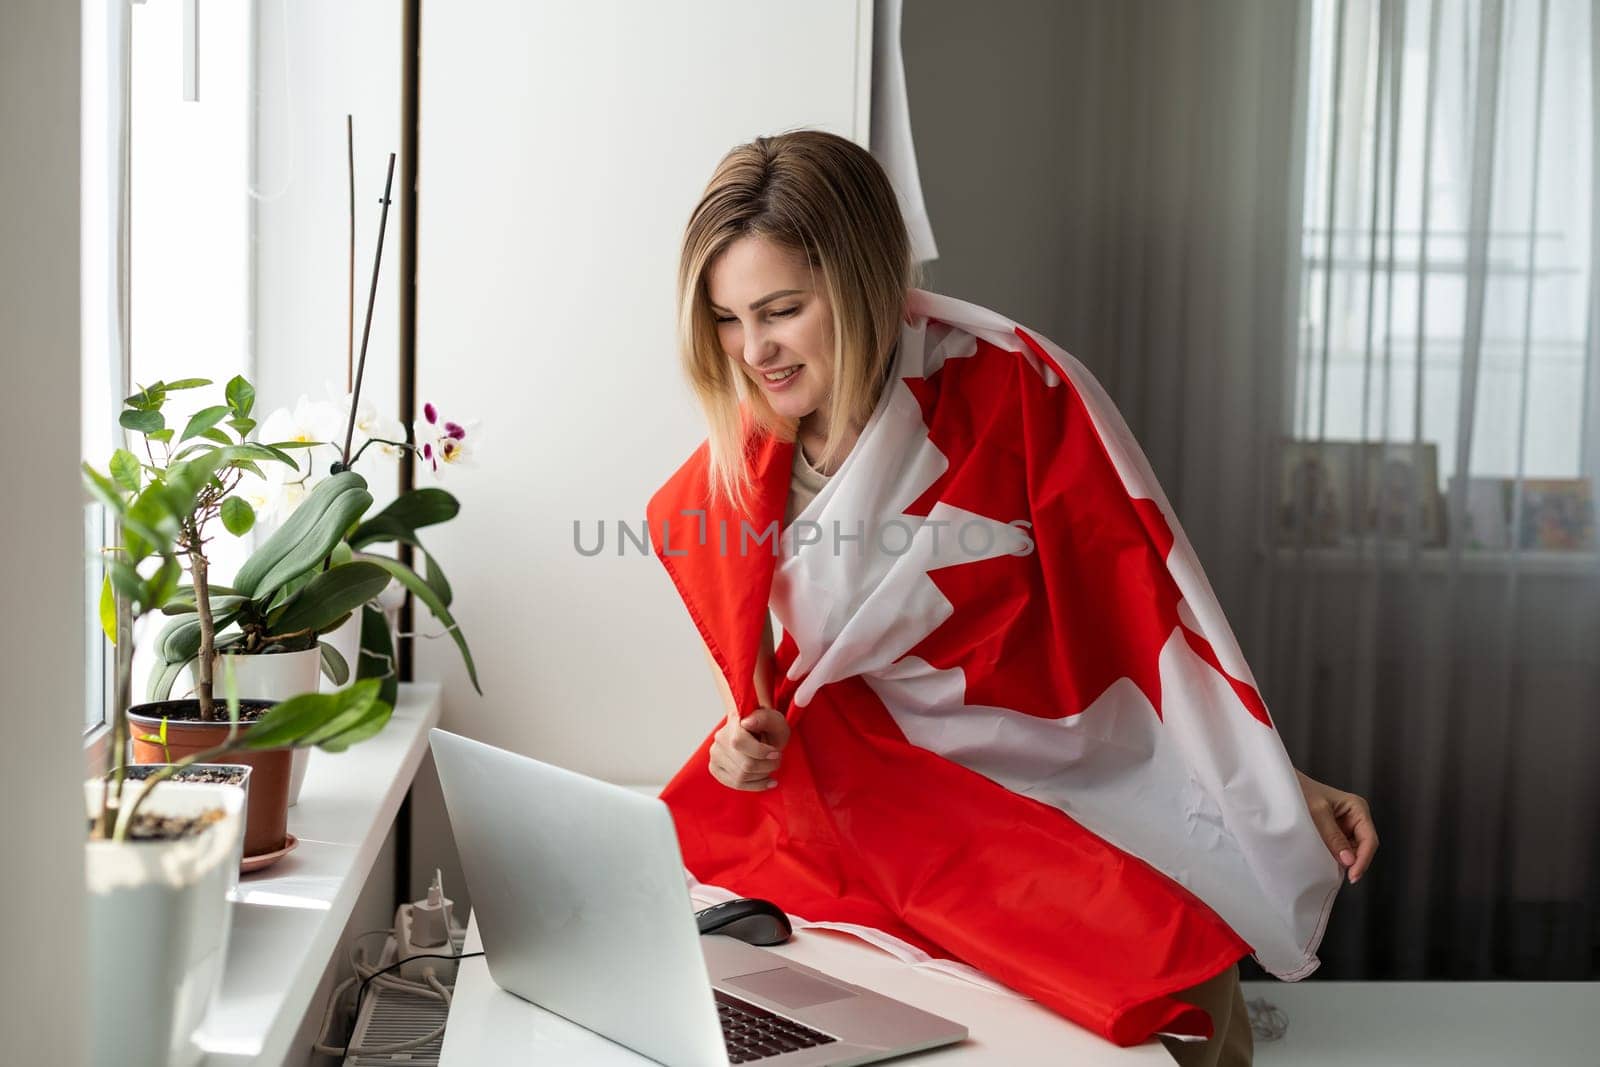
[
  {"xmin": 319, "ymin": 640, "xmax": 351, "ymax": 686},
  {"xmin": 228, "ymin": 416, "xmax": 257, "ymax": 438},
  {"xmin": 109, "ymin": 449, "xmax": 142, "ymax": 493},
  {"xmin": 216, "ymin": 442, "xmax": 301, "ymax": 471},
  {"xmin": 349, "ymin": 488, "xmax": 460, "ymax": 548},
  {"xmin": 145, "ymin": 555, "xmax": 182, "ymax": 611},
  {"xmin": 169, "ymin": 442, "xmax": 216, "ymax": 463},
  {"xmin": 107, "ymin": 560, "xmax": 143, "ymax": 603},
  {"xmin": 148, "ymin": 428, "xmax": 175, "ymax": 443},
  {"xmin": 235, "ymin": 688, "xmax": 354, "ymax": 750},
  {"xmin": 148, "ymin": 659, "xmax": 188, "ymax": 702},
  {"xmin": 233, "ymin": 471, "xmax": 372, "ymax": 600},
  {"xmin": 155, "ymin": 614, "xmax": 204, "ymax": 663},
  {"xmin": 81, "ymin": 464, "xmax": 126, "ymax": 515},
  {"xmin": 269, "ymin": 561, "xmax": 391, "ymax": 638},
  {"xmin": 159, "ymin": 593, "xmax": 245, "ymax": 617},
  {"xmin": 173, "ymin": 582, "xmax": 240, "ymax": 598},
  {"xmin": 358, "ymin": 604, "xmax": 398, "ymax": 705},
  {"xmin": 305, "ymin": 682, "xmax": 393, "ymax": 752},
  {"xmin": 124, "ymin": 483, "xmax": 178, "ymax": 561},
  {"xmin": 355, "ymin": 552, "xmax": 481, "ymax": 694},
  {"xmin": 180, "ymin": 405, "xmax": 232, "ymax": 443},
  {"xmin": 423, "ymin": 551, "xmax": 453, "ymax": 607},
  {"xmin": 225, "ymin": 375, "xmax": 255, "ymax": 418},
  {"xmin": 220, "ymin": 496, "xmax": 255, "ymax": 536},
  {"xmin": 163, "ymin": 378, "xmax": 212, "ymax": 391},
  {"xmin": 297, "ymin": 678, "xmax": 383, "ymax": 746},
  {"xmin": 200, "ymin": 427, "xmax": 233, "ymax": 446},
  {"xmin": 161, "ymin": 449, "xmax": 231, "ymax": 516},
  {"xmin": 154, "ymin": 608, "xmax": 240, "ymax": 664},
  {"xmin": 98, "ymin": 574, "xmax": 117, "ymax": 644},
  {"xmin": 119, "ymin": 409, "xmax": 164, "ymax": 435},
  {"xmin": 125, "ymin": 382, "xmax": 167, "ymax": 410}
]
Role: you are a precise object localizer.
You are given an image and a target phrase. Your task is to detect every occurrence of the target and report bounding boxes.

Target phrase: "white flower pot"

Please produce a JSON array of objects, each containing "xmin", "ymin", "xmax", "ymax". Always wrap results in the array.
[
  {"xmin": 212, "ymin": 647, "xmax": 322, "ymax": 806},
  {"xmin": 84, "ymin": 777, "xmax": 245, "ymax": 1067},
  {"xmin": 320, "ymin": 613, "xmax": 362, "ymax": 693}
]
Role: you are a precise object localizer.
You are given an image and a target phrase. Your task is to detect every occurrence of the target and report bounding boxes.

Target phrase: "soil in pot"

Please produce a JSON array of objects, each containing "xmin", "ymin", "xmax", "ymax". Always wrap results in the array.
[
  {"xmin": 127, "ymin": 700, "xmax": 292, "ymax": 860},
  {"xmin": 87, "ymin": 807, "xmax": 226, "ymax": 843},
  {"xmin": 123, "ymin": 764, "xmax": 250, "ymax": 787}
]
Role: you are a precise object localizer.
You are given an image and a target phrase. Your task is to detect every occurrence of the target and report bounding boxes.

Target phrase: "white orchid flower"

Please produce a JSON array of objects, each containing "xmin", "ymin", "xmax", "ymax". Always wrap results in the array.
[{"xmin": 260, "ymin": 393, "xmax": 346, "ymax": 487}]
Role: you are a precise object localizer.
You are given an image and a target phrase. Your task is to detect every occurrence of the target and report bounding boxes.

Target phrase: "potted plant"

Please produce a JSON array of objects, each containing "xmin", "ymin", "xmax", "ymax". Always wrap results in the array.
[
  {"xmin": 83, "ymin": 396, "xmax": 394, "ymax": 1064},
  {"xmin": 232, "ymin": 394, "xmax": 483, "ymax": 710},
  {"xmin": 144, "ymin": 465, "xmax": 391, "ymax": 809}
]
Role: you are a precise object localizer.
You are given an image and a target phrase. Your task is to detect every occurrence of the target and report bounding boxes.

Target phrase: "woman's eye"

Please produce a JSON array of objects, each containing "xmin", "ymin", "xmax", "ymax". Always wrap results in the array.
[
  {"xmin": 770, "ymin": 307, "xmax": 798, "ymax": 318},
  {"xmin": 714, "ymin": 316, "xmax": 736, "ymax": 324}
]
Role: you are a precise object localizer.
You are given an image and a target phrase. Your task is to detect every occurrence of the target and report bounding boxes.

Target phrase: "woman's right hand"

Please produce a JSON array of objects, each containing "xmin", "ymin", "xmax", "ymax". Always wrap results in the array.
[{"xmin": 709, "ymin": 706, "xmax": 790, "ymax": 791}]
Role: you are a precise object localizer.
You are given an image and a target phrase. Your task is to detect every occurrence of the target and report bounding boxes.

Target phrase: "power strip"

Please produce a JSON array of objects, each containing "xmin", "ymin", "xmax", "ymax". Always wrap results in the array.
[{"xmin": 340, "ymin": 927, "xmax": 468, "ymax": 1066}]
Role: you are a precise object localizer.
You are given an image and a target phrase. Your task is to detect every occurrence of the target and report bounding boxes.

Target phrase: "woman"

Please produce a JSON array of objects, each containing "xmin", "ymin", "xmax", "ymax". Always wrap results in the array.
[{"xmin": 646, "ymin": 130, "xmax": 1377, "ymax": 1067}]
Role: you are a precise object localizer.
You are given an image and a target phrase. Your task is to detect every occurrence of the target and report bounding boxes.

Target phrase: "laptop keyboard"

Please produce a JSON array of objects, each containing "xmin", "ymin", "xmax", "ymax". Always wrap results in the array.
[{"xmin": 715, "ymin": 988, "xmax": 838, "ymax": 1063}]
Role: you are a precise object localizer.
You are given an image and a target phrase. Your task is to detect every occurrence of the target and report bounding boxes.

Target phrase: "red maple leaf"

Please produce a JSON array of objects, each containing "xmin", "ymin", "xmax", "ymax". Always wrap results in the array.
[{"xmin": 898, "ymin": 328, "xmax": 1270, "ymax": 727}]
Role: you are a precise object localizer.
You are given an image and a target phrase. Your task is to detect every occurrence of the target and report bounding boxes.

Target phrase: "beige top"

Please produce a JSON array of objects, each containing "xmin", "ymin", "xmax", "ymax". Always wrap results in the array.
[{"xmin": 784, "ymin": 442, "xmax": 831, "ymax": 525}]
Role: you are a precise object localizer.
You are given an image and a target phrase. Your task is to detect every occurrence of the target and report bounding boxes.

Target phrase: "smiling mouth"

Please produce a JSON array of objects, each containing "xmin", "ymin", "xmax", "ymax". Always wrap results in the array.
[{"xmin": 762, "ymin": 366, "xmax": 801, "ymax": 382}]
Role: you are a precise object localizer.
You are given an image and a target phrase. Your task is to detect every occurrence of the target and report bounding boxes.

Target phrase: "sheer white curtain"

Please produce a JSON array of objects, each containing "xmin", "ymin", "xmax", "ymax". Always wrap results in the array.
[{"xmin": 1270, "ymin": 0, "xmax": 1599, "ymax": 979}]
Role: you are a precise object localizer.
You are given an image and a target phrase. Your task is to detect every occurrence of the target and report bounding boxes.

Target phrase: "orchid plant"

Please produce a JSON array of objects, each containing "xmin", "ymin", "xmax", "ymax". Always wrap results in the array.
[{"xmin": 216, "ymin": 391, "xmax": 482, "ymax": 706}]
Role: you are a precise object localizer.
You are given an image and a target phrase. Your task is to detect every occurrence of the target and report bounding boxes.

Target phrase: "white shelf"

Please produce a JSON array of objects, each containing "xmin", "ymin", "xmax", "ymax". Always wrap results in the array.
[{"xmin": 194, "ymin": 682, "xmax": 442, "ymax": 1066}]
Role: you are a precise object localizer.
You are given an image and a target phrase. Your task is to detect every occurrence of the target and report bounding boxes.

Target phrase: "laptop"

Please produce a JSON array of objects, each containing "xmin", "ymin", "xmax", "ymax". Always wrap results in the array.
[{"xmin": 429, "ymin": 728, "xmax": 968, "ymax": 1066}]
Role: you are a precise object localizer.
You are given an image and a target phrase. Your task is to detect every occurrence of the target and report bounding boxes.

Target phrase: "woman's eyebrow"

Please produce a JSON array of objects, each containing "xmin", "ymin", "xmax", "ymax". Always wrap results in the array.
[{"xmin": 709, "ymin": 288, "xmax": 805, "ymax": 312}]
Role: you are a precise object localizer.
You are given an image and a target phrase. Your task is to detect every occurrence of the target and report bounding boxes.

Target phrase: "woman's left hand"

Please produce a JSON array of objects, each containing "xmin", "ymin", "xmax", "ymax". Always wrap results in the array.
[{"xmin": 1295, "ymin": 769, "xmax": 1379, "ymax": 885}]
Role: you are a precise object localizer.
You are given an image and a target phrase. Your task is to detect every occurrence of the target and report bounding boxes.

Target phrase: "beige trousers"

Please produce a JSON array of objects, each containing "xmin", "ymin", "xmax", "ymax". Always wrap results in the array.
[{"xmin": 1157, "ymin": 963, "xmax": 1253, "ymax": 1067}]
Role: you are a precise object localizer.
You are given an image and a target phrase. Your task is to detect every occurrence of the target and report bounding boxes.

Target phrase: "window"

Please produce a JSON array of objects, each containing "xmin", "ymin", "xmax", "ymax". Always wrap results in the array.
[
  {"xmin": 81, "ymin": 0, "xmax": 254, "ymax": 736},
  {"xmin": 1291, "ymin": 0, "xmax": 1593, "ymax": 551}
]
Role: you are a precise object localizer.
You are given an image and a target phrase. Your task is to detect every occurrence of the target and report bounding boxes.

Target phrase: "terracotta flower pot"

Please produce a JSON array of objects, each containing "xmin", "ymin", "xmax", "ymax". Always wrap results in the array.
[{"xmin": 127, "ymin": 700, "xmax": 292, "ymax": 860}]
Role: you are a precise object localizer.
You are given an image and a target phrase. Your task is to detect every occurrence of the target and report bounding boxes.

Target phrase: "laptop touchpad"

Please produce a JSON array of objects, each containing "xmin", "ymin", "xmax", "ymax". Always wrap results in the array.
[{"xmin": 724, "ymin": 967, "xmax": 858, "ymax": 1009}]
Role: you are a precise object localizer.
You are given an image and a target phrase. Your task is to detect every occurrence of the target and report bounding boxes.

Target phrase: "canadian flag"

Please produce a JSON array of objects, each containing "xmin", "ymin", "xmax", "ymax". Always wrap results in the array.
[{"xmin": 647, "ymin": 288, "xmax": 1342, "ymax": 1047}]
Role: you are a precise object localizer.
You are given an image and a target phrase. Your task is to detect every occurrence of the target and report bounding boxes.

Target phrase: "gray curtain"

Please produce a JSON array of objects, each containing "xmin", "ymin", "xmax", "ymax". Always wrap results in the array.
[{"xmin": 902, "ymin": 0, "xmax": 1598, "ymax": 980}]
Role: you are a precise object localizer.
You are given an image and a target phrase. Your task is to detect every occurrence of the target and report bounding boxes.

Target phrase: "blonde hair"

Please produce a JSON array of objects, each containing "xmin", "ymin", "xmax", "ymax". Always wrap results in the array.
[{"xmin": 676, "ymin": 129, "xmax": 921, "ymax": 507}]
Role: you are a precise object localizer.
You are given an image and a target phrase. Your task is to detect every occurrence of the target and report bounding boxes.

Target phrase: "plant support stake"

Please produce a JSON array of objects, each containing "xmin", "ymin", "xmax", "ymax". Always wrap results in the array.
[{"xmin": 342, "ymin": 151, "xmax": 398, "ymax": 467}]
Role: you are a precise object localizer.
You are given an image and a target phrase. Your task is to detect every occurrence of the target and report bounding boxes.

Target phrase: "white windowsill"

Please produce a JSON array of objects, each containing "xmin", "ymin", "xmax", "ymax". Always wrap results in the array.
[{"xmin": 193, "ymin": 681, "xmax": 442, "ymax": 1066}]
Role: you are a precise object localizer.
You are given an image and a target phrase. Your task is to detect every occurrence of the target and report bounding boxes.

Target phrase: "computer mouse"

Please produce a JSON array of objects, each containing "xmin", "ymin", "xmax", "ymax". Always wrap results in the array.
[{"xmin": 695, "ymin": 897, "xmax": 793, "ymax": 946}]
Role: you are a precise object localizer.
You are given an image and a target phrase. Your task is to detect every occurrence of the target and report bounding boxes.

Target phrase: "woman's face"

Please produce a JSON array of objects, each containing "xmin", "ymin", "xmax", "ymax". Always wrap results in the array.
[{"xmin": 706, "ymin": 234, "xmax": 835, "ymax": 424}]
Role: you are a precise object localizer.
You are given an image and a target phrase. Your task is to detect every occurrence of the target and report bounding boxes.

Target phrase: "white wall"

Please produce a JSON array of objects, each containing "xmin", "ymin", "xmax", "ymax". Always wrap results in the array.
[
  {"xmin": 411, "ymin": 0, "xmax": 872, "ymax": 899},
  {"xmin": 0, "ymin": 2, "xmax": 86, "ymax": 1062}
]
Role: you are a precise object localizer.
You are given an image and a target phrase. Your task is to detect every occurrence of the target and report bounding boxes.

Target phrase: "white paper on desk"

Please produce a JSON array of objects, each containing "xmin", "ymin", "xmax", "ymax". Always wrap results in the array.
[{"xmin": 686, "ymin": 870, "xmax": 1023, "ymax": 999}]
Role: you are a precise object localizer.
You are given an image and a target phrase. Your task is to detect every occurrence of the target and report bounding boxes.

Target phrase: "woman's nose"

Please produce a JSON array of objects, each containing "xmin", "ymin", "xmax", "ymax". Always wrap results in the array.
[{"xmin": 742, "ymin": 327, "xmax": 775, "ymax": 367}]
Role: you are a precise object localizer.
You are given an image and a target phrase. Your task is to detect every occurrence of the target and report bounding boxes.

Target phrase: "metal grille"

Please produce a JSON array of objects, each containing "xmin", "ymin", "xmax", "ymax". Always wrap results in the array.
[{"xmin": 343, "ymin": 981, "xmax": 450, "ymax": 1066}]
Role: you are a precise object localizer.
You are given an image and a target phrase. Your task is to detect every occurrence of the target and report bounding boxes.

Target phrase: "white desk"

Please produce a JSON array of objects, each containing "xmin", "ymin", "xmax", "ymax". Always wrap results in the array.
[
  {"xmin": 1237, "ymin": 978, "xmax": 1592, "ymax": 1066},
  {"xmin": 438, "ymin": 910, "xmax": 1175, "ymax": 1065}
]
